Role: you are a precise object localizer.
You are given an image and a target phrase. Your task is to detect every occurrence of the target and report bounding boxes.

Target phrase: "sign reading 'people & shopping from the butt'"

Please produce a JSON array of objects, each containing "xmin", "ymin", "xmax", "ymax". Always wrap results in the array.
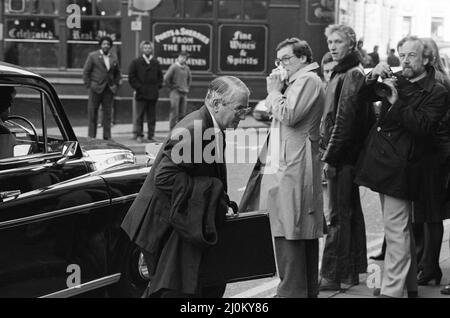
[{"xmin": 153, "ymin": 23, "xmax": 212, "ymax": 72}]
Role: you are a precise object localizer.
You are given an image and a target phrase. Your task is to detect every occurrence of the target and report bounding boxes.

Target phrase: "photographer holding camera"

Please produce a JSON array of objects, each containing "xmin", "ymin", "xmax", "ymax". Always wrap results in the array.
[{"xmin": 355, "ymin": 36, "xmax": 449, "ymax": 298}]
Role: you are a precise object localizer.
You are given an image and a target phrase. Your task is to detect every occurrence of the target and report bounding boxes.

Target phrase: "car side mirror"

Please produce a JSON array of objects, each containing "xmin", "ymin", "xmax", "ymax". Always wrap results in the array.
[{"xmin": 56, "ymin": 141, "xmax": 79, "ymax": 165}]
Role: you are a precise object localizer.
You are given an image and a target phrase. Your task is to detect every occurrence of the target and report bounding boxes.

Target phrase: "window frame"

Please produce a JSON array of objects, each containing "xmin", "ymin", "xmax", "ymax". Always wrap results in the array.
[{"xmin": 0, "ymin": 83, "xmax": 67, "ymax": 164}]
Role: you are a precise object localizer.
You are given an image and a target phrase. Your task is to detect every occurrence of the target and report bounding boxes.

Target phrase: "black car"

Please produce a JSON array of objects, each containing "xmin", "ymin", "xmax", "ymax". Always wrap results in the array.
[
  {"xmin": 0, "ymin": 62, "xmax": 277, "ymax": 298},
  {"xmin": 0, "ymin": 62, "xmax": 154, "ymax": 297}
]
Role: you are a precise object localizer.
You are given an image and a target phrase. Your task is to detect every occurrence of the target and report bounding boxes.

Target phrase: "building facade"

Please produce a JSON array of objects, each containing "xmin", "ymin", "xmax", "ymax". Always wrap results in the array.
[
  {"xmin": 338, "ymin": 0, "xmax": 450, "ymax": 61},
  {"xmin": 0, "ymin": 0, "xmax": 336, "ymax": 121}
]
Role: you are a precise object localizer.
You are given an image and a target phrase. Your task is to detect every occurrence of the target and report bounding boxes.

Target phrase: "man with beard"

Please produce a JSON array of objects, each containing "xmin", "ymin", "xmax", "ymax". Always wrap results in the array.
[{"xmin": 355, "ymin": 36, "xmax": 448, "ymax": 298}]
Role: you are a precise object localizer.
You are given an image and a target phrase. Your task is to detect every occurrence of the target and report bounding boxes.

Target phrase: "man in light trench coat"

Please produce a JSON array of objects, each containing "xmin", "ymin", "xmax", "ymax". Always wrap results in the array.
[{"xmin": 261, "ymin": 37, "xmax": 325, "ymax": 298}]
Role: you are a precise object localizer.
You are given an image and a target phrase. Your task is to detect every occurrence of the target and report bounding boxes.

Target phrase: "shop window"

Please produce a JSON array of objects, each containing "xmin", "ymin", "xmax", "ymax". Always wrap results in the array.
[
  {"xmin": 4, "ymin": 42, "xmax": 58, "ymax": 68},
  {"xmin": 67, "ymin": 43, "xmax": 121, "ymax": 69},
  {"xmin": 244, "ymin": 0, "xmax": 268, "ymax": 20},
  {"xmin": 68, "ymin": 0, "xmax": 121, "ymax": 16},
  {"xmin": 184, "ymin": 0, "xmax": 213, "ymax": 18},
  {"xmin": 219, "ymin": 0, "xmax": 269, "ymax": 20},
  {"xmin": 431, "ymin": 17, "xmax": 444, "ymax": 41},
  {"xmin": 219, "ymin": 0, "xmax": 242, "ymax": 19},
  {"xmin": 152, "ymin": 0, "xmax": 182, "ymax": 18},
  {"xmin": 4, "ymin": 16, "xmax": 59, "ymax": 68},
  {"xmin": 402, "ymin": 16, "xmax": 412, "ymax": 37},
  {"xmin": 66, "ymin": 4, "xmax": 122, "ymax": 69},
  {"xmin": 5, "ymin": 0, "xmax": 58, "ymax": 14}
]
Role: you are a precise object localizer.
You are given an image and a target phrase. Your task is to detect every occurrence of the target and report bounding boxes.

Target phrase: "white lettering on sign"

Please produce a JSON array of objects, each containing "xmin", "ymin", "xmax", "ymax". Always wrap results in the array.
[
  {"xmin": 180, "ymin": 44, "xmax": 202, "ymax": 52},
  {"xmin": 157, "ymin": 57, "xmax": 206, "ymax": 66},
  {"xmin": 155, "ymin": 28, "xmax": 210, "ymax": 44},
  {"xmin": 227, "ymin": 56, "xmax": 258, "ymax": 66},
  {"xmin": 229, "ymin": 40, "xmax": 256, "ymax": 50},
  {"xmin": 71, "ymin": 30, "xmax": 117, "ymax": 41},
  {"xmin": 172, "ymin": 37, "xmax": 194, "ymax": 44},
  {"xmin": 225, "ymin": 28, "xmax": 261, "ymax": 67},
  {"xmin": 66, "ymin": 4, "xmax": 81, "ymax": 29},
  {"xmin": 8, "ymin": 28, "xmax": 55, "ymax": 40},
  {"xmin": 163, "ymin": 43, "xmax": 179, "ymax": 51},
  {"xmin": 232, "ymin": 31, "xmax": 252, "ymax": 41}
]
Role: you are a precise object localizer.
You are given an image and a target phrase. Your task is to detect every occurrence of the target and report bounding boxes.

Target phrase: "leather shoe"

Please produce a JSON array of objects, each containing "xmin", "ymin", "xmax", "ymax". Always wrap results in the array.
[
  {"xmin": 319, "ymin": 278, "xmax": 341, "ymax": 291},
  {"xmin": 441, "ymin": 284, "xmax": 450, "ymax": 295},
  {"xmin": 342, "ymin": 274, "xmax": 359, "ymax": 286},
  {"xmin": 373, "ymin": 288, "xmax": 381, "ymax": 296},
  {"xmin": 417, "ymin": 269, "xmax": 442, "ymax": 286},
  {"xmin": 369, "ymin": 251, "xmax": 385, "ymax": 261},
  {"xmin": 408, "ymin": 291, "xmax": 418, "ymax": 298}
]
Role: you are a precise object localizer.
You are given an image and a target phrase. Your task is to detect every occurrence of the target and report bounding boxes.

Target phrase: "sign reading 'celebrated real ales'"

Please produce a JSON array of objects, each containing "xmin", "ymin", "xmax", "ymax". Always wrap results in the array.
[
  {"xmin": 219, "ymin": 24, "xmax": 267, "ymax": 73},
  {"xmin": 153, "ymin": 23, "xmax": 212, "ymax": 72}
]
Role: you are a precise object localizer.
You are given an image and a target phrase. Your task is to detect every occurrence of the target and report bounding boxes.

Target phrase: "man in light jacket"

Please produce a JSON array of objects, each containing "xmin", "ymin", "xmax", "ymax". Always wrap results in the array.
[{"xmin": 263, "ymin": 37, "xmax": 325, "ymax": 298}]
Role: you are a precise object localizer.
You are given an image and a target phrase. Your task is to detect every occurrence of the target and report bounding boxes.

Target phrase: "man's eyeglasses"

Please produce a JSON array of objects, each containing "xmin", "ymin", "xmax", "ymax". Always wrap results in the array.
[
  {"xmin": 232, "ymin": 105, "xmax": 252, "ymax": 117},
  {"xmin": 274, "ymin": 55, "xmax": 295, "ymax": 67}
]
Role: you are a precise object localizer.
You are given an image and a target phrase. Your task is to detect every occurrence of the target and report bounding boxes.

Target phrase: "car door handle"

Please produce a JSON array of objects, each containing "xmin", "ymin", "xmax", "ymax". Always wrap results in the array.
[{"xmin": 0, "ymin": 190, "xmax": 21, "ymax": 200}]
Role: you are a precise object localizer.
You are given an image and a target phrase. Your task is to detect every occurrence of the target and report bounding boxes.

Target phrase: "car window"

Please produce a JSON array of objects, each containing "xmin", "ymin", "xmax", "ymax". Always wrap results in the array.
[{"xmin": 0, "ymin": 85, "xmax": 64, "ymax": 161}]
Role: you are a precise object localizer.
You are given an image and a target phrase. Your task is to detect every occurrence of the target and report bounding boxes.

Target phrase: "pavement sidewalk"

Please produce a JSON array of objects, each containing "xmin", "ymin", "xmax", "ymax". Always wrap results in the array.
[{"xmin": 320, "ymin": 220, "xmax": 450, "ymax": 298}]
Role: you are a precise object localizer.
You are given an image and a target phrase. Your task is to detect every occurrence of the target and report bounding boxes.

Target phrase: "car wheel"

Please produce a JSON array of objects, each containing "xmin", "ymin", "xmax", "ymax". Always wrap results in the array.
[{"xmin": 108, "ymin": 241, "xmax": 150, "ymax": 298}]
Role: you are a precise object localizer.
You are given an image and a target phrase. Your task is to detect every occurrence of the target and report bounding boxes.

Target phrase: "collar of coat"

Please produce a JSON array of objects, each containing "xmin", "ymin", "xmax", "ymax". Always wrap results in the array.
[
  {"xmin": 394, "ymin": 66, "xmax": 437, "ymax": 93},
  {"xmin": 333, "ymin": 51, "xmax": 361, "ymax": 74},
  {"xmin": 288, "ymin": 62, "xmax": 320, "ymax": 84}
]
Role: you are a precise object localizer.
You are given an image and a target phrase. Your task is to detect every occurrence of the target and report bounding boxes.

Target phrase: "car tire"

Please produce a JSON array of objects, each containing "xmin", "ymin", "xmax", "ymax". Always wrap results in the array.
[{"xmin": 108, "ymin": 240, "xmax": 150, "ymax": 298}]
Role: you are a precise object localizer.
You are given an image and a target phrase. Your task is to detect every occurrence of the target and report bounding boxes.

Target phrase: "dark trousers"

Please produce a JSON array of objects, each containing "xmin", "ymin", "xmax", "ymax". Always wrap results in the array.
[
  {"xmin": 88, "ymin": 87, "xmax": 114, "ymax": 140},
  {"xmin": 320, "ymin": 165, "xmax": 367, "ymax": 282},
  {"xmin": 415, "ymin": 221, "xmax": 444, "ymax": 275},
  {"xmin": 133, "ymin": 99, "xmax": 157, "ymax": 139},
  {"xmin": 169, "ymin": 90, "xmax": 187, "ymax": 130},
  {"xmin": 275, "ymin": 238, "xmax": 319, "ymax": 298}
]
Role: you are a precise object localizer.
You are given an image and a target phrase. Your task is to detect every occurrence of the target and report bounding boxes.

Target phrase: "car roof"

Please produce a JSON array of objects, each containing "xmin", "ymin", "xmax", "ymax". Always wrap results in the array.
[{"xmin": 0, "ymin": 62, "xmax": 40, "ymax": 77}]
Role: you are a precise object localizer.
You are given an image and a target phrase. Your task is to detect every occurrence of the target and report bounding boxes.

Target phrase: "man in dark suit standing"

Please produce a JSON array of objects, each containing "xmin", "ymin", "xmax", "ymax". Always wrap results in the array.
[
  {"xmin": 83, "ymin": 36, "xmax": 122, "ymax": 140},
  {"xmin": 128, "ymin": 41, "xmax": 163, "ymax": 143},
  {"xmin": 121, "ymin": 76, "xmax": 250, "ymax": 298}
]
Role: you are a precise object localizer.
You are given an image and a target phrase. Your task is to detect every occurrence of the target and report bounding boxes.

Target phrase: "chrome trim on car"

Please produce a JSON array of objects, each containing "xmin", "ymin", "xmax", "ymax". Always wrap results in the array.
[
  {"xmin": 111, "ymin": 193, "xmax": 138, "ymax": 204},
  {"xmin": 0, "ymin": 200, "xmax": 111, "ymax": 230},
  {"xmin": 39, "ymin": 274, "xmax": 121, "ymax": 298}
]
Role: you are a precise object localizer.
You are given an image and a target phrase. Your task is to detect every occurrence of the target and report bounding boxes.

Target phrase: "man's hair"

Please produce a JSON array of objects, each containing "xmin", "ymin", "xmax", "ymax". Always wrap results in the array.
[
  {"xmin": 276, "ymin": 37, "xmax": 313, "ymax": 63},
  {"xmin": 0, "ymin": 86, "xmax": 16, "ymax": 112},
  {"xmin": 179, "ymin": 51, "xmax": 189, "ymax": 57},
  {"xmin": 205, "ymin": 76, "xmax": 250, "ymax": 106},
  {"xmin": 98, "ymin": 36, "xmax": 113, "ymax": 47},
  {"xmin": 397, "ymin": 36, "xmax": 432, "ymax": 66},
  {"xmin": 325, "ymin": 24, "xmax": 357, "ymax": 51},
  {"xmin": 321, "ymin": 52, "xmax": 334, "ymax": 68},
  {"xmin": 397, "ymin": 35, "xmax": 424, "ymax": 54},
  {"xmin": 140, "ymin": 40, "xmax": 153, "ymax": 52},
  {"xmin": 420, "ymin": 37, "xmax": 450, "ymax": 90},
  {"xmin": 390, "ymin": 48, "xmax": 396, "ymax": 53}
]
